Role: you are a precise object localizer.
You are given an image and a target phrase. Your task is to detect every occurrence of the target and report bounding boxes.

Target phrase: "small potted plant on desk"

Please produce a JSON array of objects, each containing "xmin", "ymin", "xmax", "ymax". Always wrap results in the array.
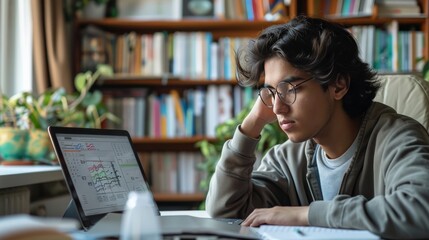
[{"xmin": 0, "ymin": 64, "xmax": 119, "ymax": 165}]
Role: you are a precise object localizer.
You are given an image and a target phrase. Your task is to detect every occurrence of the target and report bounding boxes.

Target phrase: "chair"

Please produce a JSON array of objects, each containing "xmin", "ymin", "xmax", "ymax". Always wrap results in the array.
[{"xmin": 373, "ymin": 74, "xmax": 429, "ymax": 131}]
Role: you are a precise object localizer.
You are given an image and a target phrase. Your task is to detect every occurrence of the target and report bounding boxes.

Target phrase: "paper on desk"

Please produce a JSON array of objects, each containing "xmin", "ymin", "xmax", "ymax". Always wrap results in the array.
[
  {"xmin": 257, "ymin": 225, "xmax": 379, "ymax": 240},
  {"xmin": 0, "ymin": 214, "xmax": 80, "ymax": 239}
]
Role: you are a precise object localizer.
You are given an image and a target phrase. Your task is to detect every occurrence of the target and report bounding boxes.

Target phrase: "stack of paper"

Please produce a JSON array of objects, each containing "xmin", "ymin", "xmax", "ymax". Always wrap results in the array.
[
  {"xmin": 0, "ymin": 214, "xmax": 80, "ymax": 240},
  {"xmin": 257, "ymin": 225, "xmax": 379, "ymax": 240}
]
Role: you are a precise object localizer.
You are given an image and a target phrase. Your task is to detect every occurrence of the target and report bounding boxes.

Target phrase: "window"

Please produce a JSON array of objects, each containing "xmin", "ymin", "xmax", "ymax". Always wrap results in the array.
[{"xmin": 0, "ymin": 0, "xmax": 33, "ymax": 97}]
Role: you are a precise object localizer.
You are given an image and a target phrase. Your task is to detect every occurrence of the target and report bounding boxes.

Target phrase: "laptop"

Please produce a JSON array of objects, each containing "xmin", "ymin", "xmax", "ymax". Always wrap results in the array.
[{"xmin": 48, "ymin": 126, "xmax": 259, "ymax": 239}]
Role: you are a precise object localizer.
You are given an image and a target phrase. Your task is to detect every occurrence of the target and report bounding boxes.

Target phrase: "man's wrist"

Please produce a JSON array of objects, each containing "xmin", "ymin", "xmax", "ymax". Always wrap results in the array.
[
  {"xmin": 300, "ymin": 206, "xmax": 310, "ymax": 226},
  {"xmin": 241, "ymin": 116, "xmax": 265, "ymax": 138}
]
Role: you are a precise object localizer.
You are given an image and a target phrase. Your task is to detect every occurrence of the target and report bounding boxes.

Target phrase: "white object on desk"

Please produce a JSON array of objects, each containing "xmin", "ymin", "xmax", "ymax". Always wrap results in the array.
[
  {"xmin": 257, "ymin": 225, "xmax": 379, "ymax": 240},
  {"xmin": 121, "ymin": 191, "xmax": 162, "ymax": 240}
]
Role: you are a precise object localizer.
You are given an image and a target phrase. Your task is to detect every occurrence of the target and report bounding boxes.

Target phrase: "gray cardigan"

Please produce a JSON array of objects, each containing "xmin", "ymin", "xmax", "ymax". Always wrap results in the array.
[{"xmin": 206, "ymin": 102, "xmax": 429, "ymax": 239}]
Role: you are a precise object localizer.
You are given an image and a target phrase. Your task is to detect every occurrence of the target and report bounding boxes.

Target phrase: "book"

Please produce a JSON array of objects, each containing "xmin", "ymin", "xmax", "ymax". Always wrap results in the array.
[
  {"xmin": 135, "ymin": 94, "xmax": 147, "ymax": 137},
  {"xmin": 218, "ymin": 85, "xmax": 233, "ymax": 124},
  {"xmin": 122, "ymin": 97, "xmax": 136, "ymax": 135},
  {"xmin": 205, "ymin": 85, "xmax": 219, "ymax": 137},
  {"xmin": 210, "ymin": 41, "xmax": 219, "ymax": 80},
  {"xmin": 153, "ymin": 32, "xmax": 166, "ymax": 76},
  {"xmin": 170, "ymin": 90, "xmax": 186, "ymax": 136},
  {"xmin": 388, "ymin": 20, "xmax": 399, "ymax": 72},
  {"xmin": 378, "ymin": 5, "xmax": 421, "ymax": 17},
  {"xmin": 193, "ymin": 88, "xmax": 206, "ymax": 136},
  {"xmin": 257, "ymin": 225, "xmax": 379, "ymax": 240}
]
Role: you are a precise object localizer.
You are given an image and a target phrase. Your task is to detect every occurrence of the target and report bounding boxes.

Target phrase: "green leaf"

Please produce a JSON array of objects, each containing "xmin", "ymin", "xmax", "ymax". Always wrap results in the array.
[
  {"xmin": 96, "ymin": 64, "xmax": 114, "ymax": 76},
  {"xmin": 61, "ymin": 111, "xmax": 85, "ymax": 127},
  {"xmin": 74, "ymin": 73, "xmax": 89, "ymax": 92},
  {"xmin": 423, "ymin": 61, "xmax": 429, "ymax": 81},
  {"xmin": 103, "ymin": 112, "xmax": 121, "ymax": 123},
  {"xmin": 82, "ymin": 91, "xmax": 103, "ymax": 106}
]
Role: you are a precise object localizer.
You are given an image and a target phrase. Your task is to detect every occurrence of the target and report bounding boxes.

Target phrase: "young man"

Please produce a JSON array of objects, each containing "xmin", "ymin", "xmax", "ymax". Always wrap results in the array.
[{"xmin": 205, "ymin": 16, "xmax": 429, "ymax": 239}]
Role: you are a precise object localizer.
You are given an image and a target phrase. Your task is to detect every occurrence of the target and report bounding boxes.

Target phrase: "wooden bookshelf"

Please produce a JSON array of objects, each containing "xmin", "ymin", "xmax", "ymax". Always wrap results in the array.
[
  {"xmin": 72, "ymin": 19, "xmax": 289, "ymax": 75},
  {"xmin": 132, "ymin": 137, "xmax": 217, "ymax": 152},
  {"xmin": 305, "ymin": 0, "xmax": 429, "ymax": 61},
  {"xmin": 75, "ymin": 18, "xmax": 287, "ymax": 32},
  {"xmin": 98, "ymin": 77, "xmax": 241, "ymax": 87},
  {"xmin": 72, "ymin": 0, "xmax": 429, "ymax": 208},
  {"xmin": 73, "ymin": 1, "xmax": 297, "ymax": 208}
]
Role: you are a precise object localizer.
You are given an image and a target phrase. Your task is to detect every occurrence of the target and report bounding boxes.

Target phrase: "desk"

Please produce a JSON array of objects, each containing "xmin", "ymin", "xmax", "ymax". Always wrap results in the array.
[
  {"xmin": 0, "ymin": 166, "xmax": 63, "ymax": 188},
  {"xmin": 0, "ymin": 166, "xmax": 66, "ymax": 215},
  {"xmin": 83, "ymin": 210, "xmax": 258, "ymax": 240},
  {"xmin": 161, "ymin": 210, "xmax": 209, "ymax": 218}
]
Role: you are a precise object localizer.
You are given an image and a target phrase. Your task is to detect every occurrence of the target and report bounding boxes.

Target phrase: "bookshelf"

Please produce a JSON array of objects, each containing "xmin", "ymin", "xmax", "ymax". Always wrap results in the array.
[
  {"xmin": 304, "ymin": 0, "xmax": 429, "ymax": 72},
  {"xmin": 73, "ymin": 0, "xmax": 429, "ymax": 208},
  {"xmin": 72, "ymin": 1, "xmax": 297, "ymax": 208}
]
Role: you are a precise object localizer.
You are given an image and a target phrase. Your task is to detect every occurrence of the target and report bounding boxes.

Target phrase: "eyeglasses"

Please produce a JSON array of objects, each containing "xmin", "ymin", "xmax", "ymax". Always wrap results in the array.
[{"xmin": 258, "ymin": 77, "xmax": 313, "ymax": 107}]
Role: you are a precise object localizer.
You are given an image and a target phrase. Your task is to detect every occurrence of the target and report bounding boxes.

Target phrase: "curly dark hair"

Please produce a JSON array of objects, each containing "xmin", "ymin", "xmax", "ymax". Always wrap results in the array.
[{"xmin": 235, "ymin": 15, "xmax": 380, "ymax": 118}]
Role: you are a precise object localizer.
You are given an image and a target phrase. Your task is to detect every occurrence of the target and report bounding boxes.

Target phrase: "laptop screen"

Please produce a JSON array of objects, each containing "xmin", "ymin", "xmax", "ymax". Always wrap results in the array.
[{"xmin": 50, "ymin": 127, "xmax": 151, "ymax": 219}]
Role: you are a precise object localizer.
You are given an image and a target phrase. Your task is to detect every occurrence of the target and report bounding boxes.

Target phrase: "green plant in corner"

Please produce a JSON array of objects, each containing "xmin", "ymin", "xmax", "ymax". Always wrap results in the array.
[
  {"xmin": 423, "ymin": 59, "xmax": 429, "ymax": 81},
  {"xmin": 417, "ymin": 57, "xmax": 429, "ymax": 81},
  {"xmin": 0, "ymin": 95, "xmax": 29, "ymax": 162},
  {"xmin": 196, "ymin": 100, "xmax": 289, "ymax": 207},
  {"xmin": 0, "ymin": 64, "xmax": 120, "ymax": 163},
  {"xmin": 11, "ymin": 64, "xmax": 119, "ymax": 130},
  {"xmin": 0, "ymin": 96, "xmax": 19, "ymax": 128}
]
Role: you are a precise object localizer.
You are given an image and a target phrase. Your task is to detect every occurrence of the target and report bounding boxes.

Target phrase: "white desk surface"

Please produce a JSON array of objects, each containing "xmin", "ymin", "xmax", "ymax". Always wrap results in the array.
[
  {"xmin": 0, "ymin": 165, "xmax": 63, "ymax": 189},
  {"xmin": 161, "ymin": 210, "xmax": 210, "ymax": 218}
]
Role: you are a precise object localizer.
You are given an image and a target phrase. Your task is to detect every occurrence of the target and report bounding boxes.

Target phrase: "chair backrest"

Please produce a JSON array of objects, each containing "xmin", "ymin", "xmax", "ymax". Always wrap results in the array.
[{"xmin": 374, "ymin": 74, "xmax": 429, "ymax": 131}]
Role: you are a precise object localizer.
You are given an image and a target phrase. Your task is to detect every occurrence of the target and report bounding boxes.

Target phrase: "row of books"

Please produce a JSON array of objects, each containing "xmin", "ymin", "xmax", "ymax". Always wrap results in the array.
[
  {"xmin": 81, "ymin": 27, "xmax": 251, "ymax": 80},
  {"xmin": 139, "ymin": 152, "xmax": 206, "ymax": 194},
  {"xmin": 309, "ymin": 0, "xmax": 422, "ymax": 18},
  {"xmin": 104, "ymin": 86, "xmax": 256, "ymax": 138},
  {"xmin": 308, "ymin": 0, "xmax": 375, "ymax": 17},
  {"xmin": 216, "ymin": 0, "xmax": 292, "ymax": 21},
  {"xmin": 114, "ymin": 0, "xmax": 292, "ymax": 21},
  {"xmin": 376, "ymin": 0, "xmax": 422, "ymax": 17},
  {"xmin": 350, "ymin": 23, "xmax": 425, "ymax": 72},
  {"xmin": 82, "ymin": 23, "xmax": 425, "ymax": 79}
]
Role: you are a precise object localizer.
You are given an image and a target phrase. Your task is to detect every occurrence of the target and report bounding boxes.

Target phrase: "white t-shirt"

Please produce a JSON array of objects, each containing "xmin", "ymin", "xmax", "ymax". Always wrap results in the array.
[{"xmin": 315, "ymin": 137, "xmax": 358, "ymax": 200}]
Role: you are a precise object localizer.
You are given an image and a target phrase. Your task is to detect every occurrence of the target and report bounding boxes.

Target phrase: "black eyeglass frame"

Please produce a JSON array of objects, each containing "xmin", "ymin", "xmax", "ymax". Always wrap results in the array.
[{"xmin": 258, "ymin": 77, "xmax": 314, "ymax": 107}]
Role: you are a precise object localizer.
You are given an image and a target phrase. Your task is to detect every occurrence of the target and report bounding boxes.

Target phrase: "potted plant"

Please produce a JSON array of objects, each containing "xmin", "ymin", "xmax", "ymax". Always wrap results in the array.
[
  {"xmin": 0, "ymin": 64, "xmax": 119, "ymax": 164},
  {"xmin": 196, "ymin": 100, "xmax": 288, "ymax": 208},
  {"xmin": 0, "ymin": 95, "xmax": 29, "ymax": 163}
]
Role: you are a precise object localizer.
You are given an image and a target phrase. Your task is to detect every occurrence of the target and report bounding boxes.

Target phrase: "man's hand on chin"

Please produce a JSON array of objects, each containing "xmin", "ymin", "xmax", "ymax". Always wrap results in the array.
[{"xmin": 241, "ymin": 206, "xmax": 310, "ymax": 227}]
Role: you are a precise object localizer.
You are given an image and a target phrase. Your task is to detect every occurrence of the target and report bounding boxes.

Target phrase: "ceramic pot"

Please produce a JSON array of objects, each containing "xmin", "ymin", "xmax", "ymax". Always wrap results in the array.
[
  {"xmin": 0, "ymin": 127, "xmax": 29, "ymax": 160},
  {"xmin": 25, "ymin": 129, "xmax": 53, "ymax": 162}
]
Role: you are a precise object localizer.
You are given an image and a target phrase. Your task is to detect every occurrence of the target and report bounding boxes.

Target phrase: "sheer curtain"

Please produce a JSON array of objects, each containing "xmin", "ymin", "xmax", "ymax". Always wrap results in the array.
[
  {"xmin": 32, "ymin": 0, "xmax": 72, "ymax": 94},
  {"xmin": 0, "ymin": 0, "xmax": 33, "ymax": 96},
  {"xmin": 0, "ymin": 0, "xmax": 72, "ymax": 97}
]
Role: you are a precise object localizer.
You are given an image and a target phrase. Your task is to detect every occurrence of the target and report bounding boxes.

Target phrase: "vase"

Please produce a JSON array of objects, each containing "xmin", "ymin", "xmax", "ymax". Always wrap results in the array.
[
  {"xmin": 0, "ymin": 127, "xmax": 29, "ymax": 161},
  {"xmin": 25, "ymin": 129, "xmax": 54, "ymax": 162}
]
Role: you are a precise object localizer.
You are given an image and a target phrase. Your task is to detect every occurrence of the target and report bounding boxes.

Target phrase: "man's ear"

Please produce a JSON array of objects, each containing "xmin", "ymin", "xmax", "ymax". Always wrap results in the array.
[{"xmin": 330, "ymin": 75, "xmax": 349, "ymax": 100}]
